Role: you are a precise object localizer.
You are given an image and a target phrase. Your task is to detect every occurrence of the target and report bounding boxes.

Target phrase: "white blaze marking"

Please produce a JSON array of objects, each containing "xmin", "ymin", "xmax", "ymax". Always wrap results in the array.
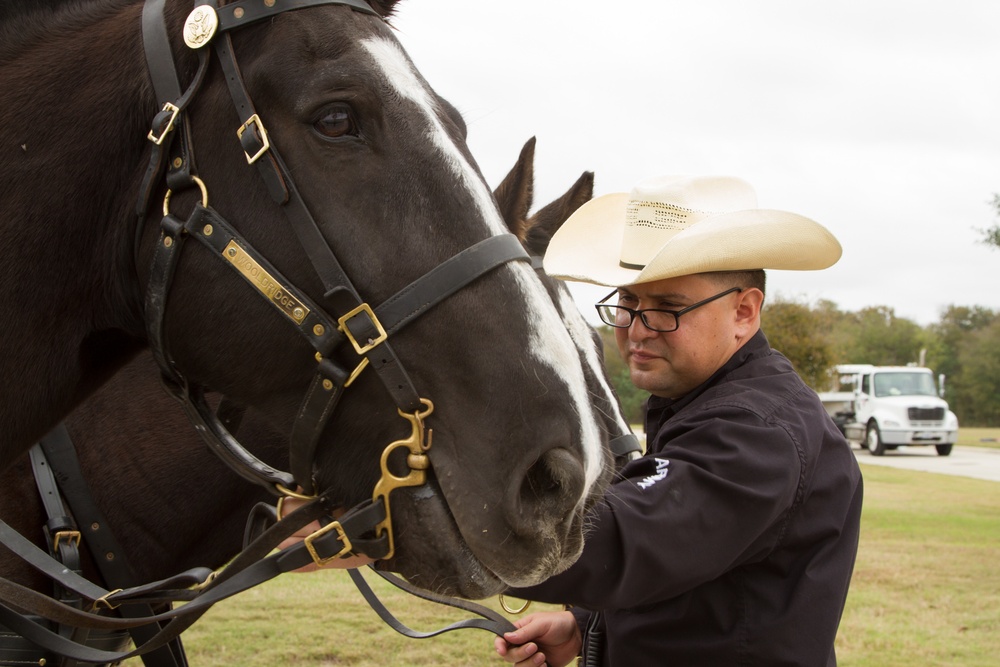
[
  {"xmin": 556, "ymin": 286, "xmax": 632, "ymax": 438},
  {"xmin": 361, "ymin": 37, "xmax": 603, "ymax": 491}
]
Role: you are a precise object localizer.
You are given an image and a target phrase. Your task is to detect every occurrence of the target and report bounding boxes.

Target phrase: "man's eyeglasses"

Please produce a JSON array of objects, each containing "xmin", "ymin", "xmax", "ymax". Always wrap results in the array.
[{"xmin": 595, "ymin": 286, "xmax": 743, "ymax": 332}]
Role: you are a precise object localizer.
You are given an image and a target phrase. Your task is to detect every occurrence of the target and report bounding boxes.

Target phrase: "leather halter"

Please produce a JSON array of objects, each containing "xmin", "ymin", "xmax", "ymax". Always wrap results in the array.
[
  {"xmin": 2, "ymin": 428, "xmax": 187, "ymax": 667},
  {"xmin": 139, "ymin": 0, "xmax": 530, "ymax": 549}
]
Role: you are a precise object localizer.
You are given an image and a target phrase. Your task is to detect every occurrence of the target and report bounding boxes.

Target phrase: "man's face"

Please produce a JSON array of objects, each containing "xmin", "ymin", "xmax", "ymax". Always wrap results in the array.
[{"xmin": 613, "ymin": 274, "xmax": 751, "ymax": 399}]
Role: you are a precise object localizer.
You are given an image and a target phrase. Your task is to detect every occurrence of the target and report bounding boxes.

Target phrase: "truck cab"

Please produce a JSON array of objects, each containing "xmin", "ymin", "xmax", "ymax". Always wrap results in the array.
[{"xmin": 824, "ymin": 364, "xmax": 959, "ymax": 456}]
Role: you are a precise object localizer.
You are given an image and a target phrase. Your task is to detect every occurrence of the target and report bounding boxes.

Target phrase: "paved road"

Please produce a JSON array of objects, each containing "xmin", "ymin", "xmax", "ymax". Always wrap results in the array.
[{"xmin": 852, "ymin": 445, "xmax": 1000, "ymax": 483}]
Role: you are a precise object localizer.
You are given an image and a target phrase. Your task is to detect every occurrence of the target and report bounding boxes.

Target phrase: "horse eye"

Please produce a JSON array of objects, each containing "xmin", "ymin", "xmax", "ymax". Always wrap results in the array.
[{"xmin": 314, "ymin": 106, "xmax": 357, "ymax": 139}]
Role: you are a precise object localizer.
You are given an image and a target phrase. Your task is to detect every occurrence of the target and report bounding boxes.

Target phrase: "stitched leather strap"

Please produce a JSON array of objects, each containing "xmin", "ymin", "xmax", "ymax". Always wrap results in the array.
[
  {"xmin": 216, "ymin": 0, "xmax": 378, "ymax": 28},
  {"xmin": 39, "ymin": 426, "xmax": 190, "ymax": 667}
]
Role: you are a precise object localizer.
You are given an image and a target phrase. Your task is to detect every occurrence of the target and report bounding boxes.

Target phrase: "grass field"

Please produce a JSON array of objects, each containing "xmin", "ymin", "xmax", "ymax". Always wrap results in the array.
[
  {"xmin": 137, "ymin": 464, "xmax": 1000, "ymax": 666},
  {"xmin": 958, "ymin": 427, "xmax": 1000, "ymax": 450}
]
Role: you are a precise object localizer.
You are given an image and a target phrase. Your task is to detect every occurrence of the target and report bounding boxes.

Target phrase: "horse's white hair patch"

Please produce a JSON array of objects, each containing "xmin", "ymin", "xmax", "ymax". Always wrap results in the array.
[
  {"xmin": 556, "ymin": 285, "xmax": 631, "ymax": 441},
  {"xmin": 360, "ymin": 36, "xmax": 605, "ymax": 494}
]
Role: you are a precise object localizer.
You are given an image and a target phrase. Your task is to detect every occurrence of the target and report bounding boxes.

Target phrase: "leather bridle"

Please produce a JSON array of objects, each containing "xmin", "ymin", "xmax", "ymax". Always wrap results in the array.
[
  {"xmin": 0, "ymin": 2, "xmax": 648, "ymax": 662},
  {"xmin": 139, "ymin": 0, "xmax": 532, "ymax": 562},
  {"xmin": 0, "ymin": 0, "xmax": 535, "ymax": 661}
]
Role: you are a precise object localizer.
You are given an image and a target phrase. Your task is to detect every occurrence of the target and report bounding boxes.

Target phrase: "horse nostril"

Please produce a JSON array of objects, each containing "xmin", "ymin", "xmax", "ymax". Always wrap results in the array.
[{"xmin": 515, "ymin": 448, "xmax": 585, "ymax": 526}]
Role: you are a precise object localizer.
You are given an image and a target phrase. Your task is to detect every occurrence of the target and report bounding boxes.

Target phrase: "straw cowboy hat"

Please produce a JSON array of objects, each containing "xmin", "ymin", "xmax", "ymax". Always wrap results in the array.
[{"xmin": 543, "ymin": 175, "xmax": 842, "ymax": 287}]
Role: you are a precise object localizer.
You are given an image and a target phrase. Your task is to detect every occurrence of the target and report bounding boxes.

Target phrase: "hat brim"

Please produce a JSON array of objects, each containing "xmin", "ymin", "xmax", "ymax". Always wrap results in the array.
[{"xmin": 543, "ymin": 192, "xmax": 842, "ymax": 287}]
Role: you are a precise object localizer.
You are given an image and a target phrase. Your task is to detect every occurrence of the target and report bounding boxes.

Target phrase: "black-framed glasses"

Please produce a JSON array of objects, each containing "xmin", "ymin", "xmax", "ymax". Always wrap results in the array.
[{"xmin": 595, "ymin": 286, "xmax": 743, "ymax": 332}]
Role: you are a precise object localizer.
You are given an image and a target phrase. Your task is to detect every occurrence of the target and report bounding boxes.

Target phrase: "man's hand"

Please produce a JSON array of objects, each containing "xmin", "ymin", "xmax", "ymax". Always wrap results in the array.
[
  {"xmin": 276, "ymin": 497, "xmax": 376, "ymax": 572},
  {"xmin": 494, "ymin": 611, "xmax": 581, "ymax": 667}
]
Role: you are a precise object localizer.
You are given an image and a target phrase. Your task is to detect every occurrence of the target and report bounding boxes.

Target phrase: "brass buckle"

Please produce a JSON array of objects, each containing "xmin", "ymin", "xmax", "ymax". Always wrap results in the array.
[
  {"xmin": 92, "ymin": 588, "xmax": 124, "ymax": 611},
  {"xmin": 237, "ymin": 113, "xmax": 271, "ymax": 164},
  {"xmin": 304, "ymin": 520, "xmax": 352, "ymax": 567},
  {"xmin": 337, "ymin": 304, "xmax": 387, "ymax": 356},
  {"xmin": 147, "ymin": 102, "xmax": 180, "ymax": 145},
  {"xmin": 371, "ymin": 399, "xmax": 434, "ymax": 560},
  {"xmin": 190, "ymin": 570, "xmax": 218, "ymax": 593},
  {"xmin": 53, "ymin": 530, "xmax": 81, "ymax": 551}
]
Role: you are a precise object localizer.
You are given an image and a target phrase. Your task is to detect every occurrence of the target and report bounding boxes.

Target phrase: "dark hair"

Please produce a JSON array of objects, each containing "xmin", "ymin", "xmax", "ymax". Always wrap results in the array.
[{"xmin": 703, "ymin": 269, "xmax": 766, "ymax": 297}]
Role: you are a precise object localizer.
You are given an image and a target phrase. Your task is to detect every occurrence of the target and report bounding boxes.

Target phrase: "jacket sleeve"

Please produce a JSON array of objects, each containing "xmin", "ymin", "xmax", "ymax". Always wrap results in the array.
[{"xmin": 512, "ymin": 403, "xmax": 803, "ymax": 610}]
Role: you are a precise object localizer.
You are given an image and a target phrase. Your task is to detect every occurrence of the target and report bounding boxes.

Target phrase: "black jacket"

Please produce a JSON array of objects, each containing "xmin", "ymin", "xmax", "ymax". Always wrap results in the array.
[{"xmin": 515, "ymin": 330, "xmax": 863, "ymax": 666}]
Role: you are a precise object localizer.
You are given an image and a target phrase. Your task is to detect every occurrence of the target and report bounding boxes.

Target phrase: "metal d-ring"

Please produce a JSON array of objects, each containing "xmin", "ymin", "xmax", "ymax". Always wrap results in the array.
[
  {"xmin": 276, "ymin": 484, "xmax": 318, "ymax": 503},
  {"xmin": 162, "ymin": 174, "xmax": 209, "ymax": 217},
  {"xmin": 499, "ymin": 594, "xmax": 531, "ymax": 614}
]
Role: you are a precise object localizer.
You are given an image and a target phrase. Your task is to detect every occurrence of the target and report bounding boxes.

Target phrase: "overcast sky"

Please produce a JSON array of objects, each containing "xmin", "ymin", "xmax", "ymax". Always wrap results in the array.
[{"xmin": 389, "ymin": 0, "xmax": 1000, "ymax": 326}]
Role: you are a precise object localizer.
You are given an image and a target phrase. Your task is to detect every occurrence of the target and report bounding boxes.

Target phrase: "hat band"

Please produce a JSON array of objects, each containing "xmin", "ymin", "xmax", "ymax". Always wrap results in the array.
[{"xmin": 619, "ymin": 260, "xmax": 645, "ymax": 270}]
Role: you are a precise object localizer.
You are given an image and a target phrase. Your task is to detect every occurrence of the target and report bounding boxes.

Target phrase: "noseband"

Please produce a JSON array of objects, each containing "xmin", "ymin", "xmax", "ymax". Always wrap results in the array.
[{"xmin": 139, "ymin": 0, "xmax": 530, "ymax": 562}]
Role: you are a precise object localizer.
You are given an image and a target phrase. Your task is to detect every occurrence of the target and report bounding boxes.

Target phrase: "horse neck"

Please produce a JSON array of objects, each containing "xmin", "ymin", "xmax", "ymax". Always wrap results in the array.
[
  {"xmin": 0, "ymin": 436, "xmax": 272, "ymax": 590},
  {"xmin": 0, "ymin": 1, "xmax": 160, "ymax": 460},
  {"xmin": 0, "ymin": 354, "xmax": 281, "ymax": 588}
]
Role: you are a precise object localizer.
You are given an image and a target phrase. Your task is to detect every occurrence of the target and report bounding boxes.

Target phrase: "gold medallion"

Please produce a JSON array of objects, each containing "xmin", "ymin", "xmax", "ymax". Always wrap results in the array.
[{"xmin": 183, "ymin": 6, "xmax": 219, "ymax": 49}]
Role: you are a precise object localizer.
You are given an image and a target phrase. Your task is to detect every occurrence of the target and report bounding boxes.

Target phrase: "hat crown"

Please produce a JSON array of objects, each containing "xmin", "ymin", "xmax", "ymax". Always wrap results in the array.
[
  {"xmin": 542, "ymin": 173, "xmax": 841, "ymax": 288},
  {"xmin": 621, "ymin": 176, "xmax": 757, "ymax": 268}
]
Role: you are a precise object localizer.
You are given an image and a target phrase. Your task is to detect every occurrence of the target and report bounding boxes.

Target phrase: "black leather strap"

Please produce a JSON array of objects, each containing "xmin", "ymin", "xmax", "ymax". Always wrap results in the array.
[
  {"xmin": 144, "ymin": 211, "xmax": 195, "ymax": 387},
  {"xmin": 28, "ymin": 442, "xmax": 91, "ymax": 667},
  {"xmin": 610, "ymin": 433, "xmax": 642, "ymax": 461},
  {"xmin": 216, "ymin": 0, "xmax": 378, "ymax": 29},
  {"xmin": 39, "ymin": 426, "xmax": 190, "ymax": 667},
  {"xmin": 212, "ymin": 32, "xmax": 290, "ymax": 203},
  {"xmin": 141, "ymin": 0, "xmax": 181, "ymax": 103},
  {"xmin": 289, "ymin": 368, "xmax": 350, "ymax": 491},
  {"xmin": 184, "ymin": 385, "xmax": 298, "ymax": 492},
  {"xmin": 365, "ymin": 234, "xmax": 530, "ymax": 338},
  {"xmin": 348, "ymin": 567, "xmax": 516, "ymax": 638},
  {"xmin": 0, "ymin": 500, "xmax": 330, "ymax": 663}
]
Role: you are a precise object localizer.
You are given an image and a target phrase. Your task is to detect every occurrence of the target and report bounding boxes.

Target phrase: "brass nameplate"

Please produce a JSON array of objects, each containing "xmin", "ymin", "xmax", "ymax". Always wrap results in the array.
[{"xmin": 223, "ymin": 240, "xmax": 310, "ymax": 325}]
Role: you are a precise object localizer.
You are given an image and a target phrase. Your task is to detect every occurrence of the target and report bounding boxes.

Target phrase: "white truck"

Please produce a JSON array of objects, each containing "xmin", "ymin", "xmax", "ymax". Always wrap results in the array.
[{"xmin": 819, "ymin": 364, "xmax": 959, "ymax": 456}]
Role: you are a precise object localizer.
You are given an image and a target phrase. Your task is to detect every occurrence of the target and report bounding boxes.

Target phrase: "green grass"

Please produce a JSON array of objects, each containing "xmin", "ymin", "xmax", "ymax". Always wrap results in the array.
[
  {"xmin": 162, "ymin": 572, "xmax": 557, "ymax": 666},
  {"xmin": 836, "ymin": 466, "xmax": 1000, "ymax": 666},
  {"xmin": 957, "ymin": 427, "xmax": 1000, "ymax": 449},
  {"xmin": 123, "ymin": 466, "xmax": 1000, "ymax": 666}
]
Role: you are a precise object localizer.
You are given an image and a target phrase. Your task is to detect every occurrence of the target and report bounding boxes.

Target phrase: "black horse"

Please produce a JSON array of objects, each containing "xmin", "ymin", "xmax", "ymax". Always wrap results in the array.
[
  {"xmin": 1, "ymin": 143, "xmax": 633, "ymax": 665},
  {"xmin": 0, "ymin": 0, "xmax": 616, "ymax": 610},
  {"xmin": 1, "ymin": 138, "xmax": 624, "ymax": 590}
]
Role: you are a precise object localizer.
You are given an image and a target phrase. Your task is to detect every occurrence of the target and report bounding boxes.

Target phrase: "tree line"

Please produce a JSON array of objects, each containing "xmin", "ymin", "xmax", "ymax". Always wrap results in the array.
[{"xmin": 599, "ymin": 299, "xmax": 1000, "ymax": 428}]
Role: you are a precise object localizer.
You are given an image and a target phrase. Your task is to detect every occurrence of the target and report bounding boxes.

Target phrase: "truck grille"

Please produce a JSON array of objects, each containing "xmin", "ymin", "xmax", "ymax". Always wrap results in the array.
[{"xmin": 908, "ymin": 407, "xmax": 945, "ymax": 422}]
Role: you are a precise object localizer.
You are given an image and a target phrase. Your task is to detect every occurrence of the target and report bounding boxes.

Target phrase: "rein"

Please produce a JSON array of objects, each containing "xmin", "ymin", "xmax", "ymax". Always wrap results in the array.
[{"xmin": 0, "ymin": 426, "xmax": 513, "ymax": 667}]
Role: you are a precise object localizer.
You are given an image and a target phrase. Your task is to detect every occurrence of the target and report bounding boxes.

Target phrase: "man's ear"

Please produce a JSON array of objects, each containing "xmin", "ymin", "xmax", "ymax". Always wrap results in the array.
[{"xmin": 734, "ymin": 288, "xmax": 764, "ymax": 334}]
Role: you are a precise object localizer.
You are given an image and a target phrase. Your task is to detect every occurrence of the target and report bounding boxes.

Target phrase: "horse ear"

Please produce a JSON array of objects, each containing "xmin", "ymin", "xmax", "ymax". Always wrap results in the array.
[
  {"xmin": 368, "ymin": 0, "xmax": 400, "ymax": 18},
  {"xmin": 522, "ymin": 170, "xmax": 594, "ymax": 256},
  {"xmin": 493, "ymin": 137, "xmax": 536, "ymax": 241}
]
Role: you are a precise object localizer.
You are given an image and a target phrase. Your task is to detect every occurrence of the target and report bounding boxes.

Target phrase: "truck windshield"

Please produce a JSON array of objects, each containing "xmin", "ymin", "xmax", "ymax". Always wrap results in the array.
[{"xmin": 872, "ymin": 372, "xmax": 938, "ymax": 398}]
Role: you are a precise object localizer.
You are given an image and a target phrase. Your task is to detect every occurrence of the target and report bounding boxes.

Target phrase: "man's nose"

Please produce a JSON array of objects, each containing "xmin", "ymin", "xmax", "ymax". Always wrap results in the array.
[{"xmin": 628, "ymin": 313, "xmax": 658, "ymax": 340}]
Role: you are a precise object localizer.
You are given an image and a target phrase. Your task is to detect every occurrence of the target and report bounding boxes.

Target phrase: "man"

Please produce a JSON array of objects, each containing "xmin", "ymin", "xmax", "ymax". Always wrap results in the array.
[{"xmin": 495, "ymin": 175, "xmax": 863, "ymax": 666}]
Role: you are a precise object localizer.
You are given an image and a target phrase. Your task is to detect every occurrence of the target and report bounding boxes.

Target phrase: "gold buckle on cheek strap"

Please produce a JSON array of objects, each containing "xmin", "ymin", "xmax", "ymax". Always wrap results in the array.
[
  {"xmin": 304, "ymin": 520, "xmax": 353, "ymax": 567},
  {"xmin": 338, "ymin": 303, "xmax": 388, "ymax": 355}
]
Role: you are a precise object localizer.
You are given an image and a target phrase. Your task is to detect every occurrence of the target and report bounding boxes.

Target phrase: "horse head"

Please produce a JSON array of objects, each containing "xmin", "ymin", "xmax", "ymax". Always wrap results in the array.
[
  {"xmin": 0, "ymin": 1, "xmax": 616, "ymax": 598},
  {"xmin": 388, "ymin": 138, "xmax": 638, "ymax": 594}
]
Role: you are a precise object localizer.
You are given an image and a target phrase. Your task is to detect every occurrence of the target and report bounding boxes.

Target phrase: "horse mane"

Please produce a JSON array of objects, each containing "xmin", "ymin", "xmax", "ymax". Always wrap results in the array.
[
  {"xmin": 0, "ymin": 0, "xmax": 135, "ymax": 60},
  {"xmin": 0, "ymin": 0, "xmax": 93, "ymax": 22},
  {"xmin": 0, "ymin": 0, "xmax": 400, "ymax": 57}
]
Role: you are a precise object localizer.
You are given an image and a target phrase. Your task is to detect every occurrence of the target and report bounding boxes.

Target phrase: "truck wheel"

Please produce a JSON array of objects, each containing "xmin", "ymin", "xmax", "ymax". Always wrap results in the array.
[
  {"xmin": 935, "ymin": 444, "xmax": 953, "ymax": 456},
  {"xmin": 866, "ymin": 422, "xmax": 886, "ymax": 456}
]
